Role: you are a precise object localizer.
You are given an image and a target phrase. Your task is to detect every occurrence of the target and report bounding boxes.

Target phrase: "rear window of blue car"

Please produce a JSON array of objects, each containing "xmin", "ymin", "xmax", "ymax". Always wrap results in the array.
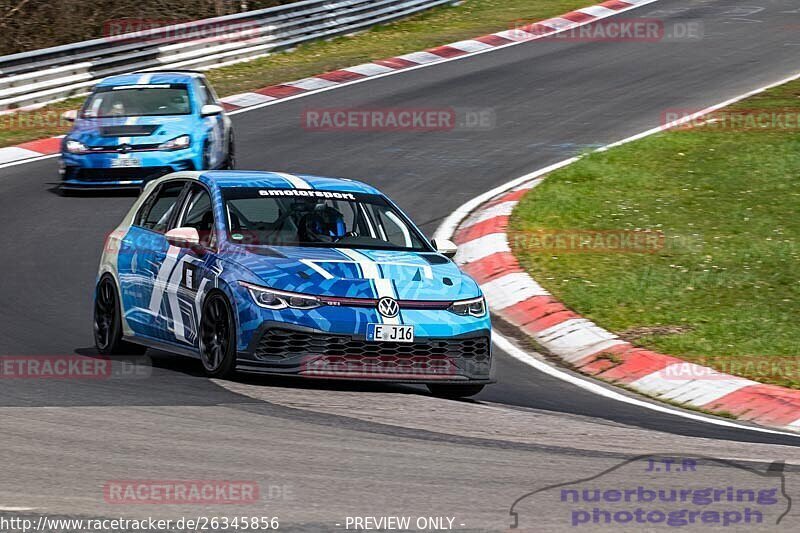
[
  {"xmin": 81, "ymin": 84, "xmax": 191, "ymax": 118},
  {"xmin": 221, "ymin": 187, "xmax": 431, "ymax": 252}
]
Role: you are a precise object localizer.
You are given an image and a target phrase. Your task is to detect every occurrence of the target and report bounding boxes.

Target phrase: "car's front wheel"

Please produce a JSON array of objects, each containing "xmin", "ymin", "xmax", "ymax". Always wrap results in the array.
[
  {"xmin": 93, "ymin": 276, "xmax": 147, "ymax": 356},
  {"xmin": 202, "ymin": 140, "xmax": 212, "ymax": 170},
  {"xmin": 199, "ymin": 291, "xmax": 237, "ymax": 378},
  {"xmin": 222, "ymin": 132, "xmax": 235, "ymax": 169}
]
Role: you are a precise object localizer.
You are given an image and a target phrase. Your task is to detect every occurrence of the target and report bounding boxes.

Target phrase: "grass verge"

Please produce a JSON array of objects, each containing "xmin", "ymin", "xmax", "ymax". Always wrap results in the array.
[
  {"xmin": 0, "ymin": 0, "xmax": 593, "ymax": 149},
  {"xmin": 510, "ymin": 79, "xmax": 800, "ymax": 389}
]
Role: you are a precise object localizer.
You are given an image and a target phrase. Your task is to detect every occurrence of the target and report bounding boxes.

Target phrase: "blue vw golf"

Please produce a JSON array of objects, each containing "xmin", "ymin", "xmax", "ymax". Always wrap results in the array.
[
  {"xmin": 60, "ymin": 71, "xmax": 234, "ymax": 191},
  {"xmin": 94, "ymin": 171, "xmax": 492, "ymax": 397}
]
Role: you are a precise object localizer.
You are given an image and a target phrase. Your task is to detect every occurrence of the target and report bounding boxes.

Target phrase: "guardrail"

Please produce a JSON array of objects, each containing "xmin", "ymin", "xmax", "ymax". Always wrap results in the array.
[{"xmin": 0, "ymin": 0, "xmax": 454, "ymax": 112}]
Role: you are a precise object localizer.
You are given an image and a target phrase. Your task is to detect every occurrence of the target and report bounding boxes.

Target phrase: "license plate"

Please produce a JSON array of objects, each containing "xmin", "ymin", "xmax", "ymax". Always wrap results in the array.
[
  {"xmin": 110, "ymin": 157, "xmax": 141, "ymax": 168},
  {"xmin": 367, "ymin": 324, "xmax": 414, "ymax": 343}
]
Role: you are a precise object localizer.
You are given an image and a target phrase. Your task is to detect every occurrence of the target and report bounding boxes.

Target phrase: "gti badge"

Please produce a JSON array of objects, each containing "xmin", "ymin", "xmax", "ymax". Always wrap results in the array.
[{"xmin": 377, "ymin": 297, "xmax": 400, "ymax": 318}]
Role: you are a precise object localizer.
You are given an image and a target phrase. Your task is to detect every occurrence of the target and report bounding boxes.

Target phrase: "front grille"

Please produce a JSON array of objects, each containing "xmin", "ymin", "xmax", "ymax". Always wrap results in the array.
[
  {"xmin": 254, "ymin": 329, "xmax": 490, "ymax": 378},
  {"xmin": 86, "ymin": 144, "xmax": 162, "ymax": 153}
]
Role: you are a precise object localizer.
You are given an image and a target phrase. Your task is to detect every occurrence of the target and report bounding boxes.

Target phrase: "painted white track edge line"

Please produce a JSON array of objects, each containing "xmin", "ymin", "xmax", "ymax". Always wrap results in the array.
[
  {"xmin": 493, "ymin": 333, "xmax": 800, "ymax": 438},
  {"xmin": 598, "ymin": 70, "xmax": 800, "ymax": 153},
  {"xmin": 0, "ymin": 151, "xmax": 59, "ymax": 169}
]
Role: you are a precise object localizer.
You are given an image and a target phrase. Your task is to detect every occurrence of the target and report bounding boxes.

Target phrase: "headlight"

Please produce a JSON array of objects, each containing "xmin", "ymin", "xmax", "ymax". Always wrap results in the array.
[
  {"xmin": 158, "ymin": 134, "xmax": 191, "ymax": 151},
  {"xmin": 448, "ymin": 296, "xmax": 486, "ymax": 317},
  {"xmin": 239, "ymin": 281, "xmax": 321, "ymax": 310},
  {"xmin": 65, "ymin": 139, "xmax": 89, "ymax": 154}
]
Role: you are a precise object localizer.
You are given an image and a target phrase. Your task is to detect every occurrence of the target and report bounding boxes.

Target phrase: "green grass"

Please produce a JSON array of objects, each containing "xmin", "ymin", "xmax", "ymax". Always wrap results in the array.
[
  {"xmin": 510, "ymin": 80, "xmax": 800, "ymax": 388},
  {"xmin": 0, "ymin": 0, "xmax": 592, "ymax": 148}
]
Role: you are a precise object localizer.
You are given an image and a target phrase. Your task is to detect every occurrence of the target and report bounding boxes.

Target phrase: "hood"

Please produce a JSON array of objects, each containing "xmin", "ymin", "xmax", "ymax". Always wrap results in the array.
[
  {"xmin": 228, "ymin": 245, "xmax": 480, "ymax": 301},
  {"xmin": 69, "ymin": 115, "xmax": 196, "ymax": 148}
]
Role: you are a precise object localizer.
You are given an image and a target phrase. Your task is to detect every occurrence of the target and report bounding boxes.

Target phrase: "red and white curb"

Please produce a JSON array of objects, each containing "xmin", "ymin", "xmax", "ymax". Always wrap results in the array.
[
  {"xmin": 450, "ymin": 163, "xmax": 800, "ymax": 435},
  {"xmin": 0, "ymin": 0, "xmax": 659, "ymax": 168},
  {"xmin": 0, "ymin": 136, "xmax": 63, "ymax": 165}
]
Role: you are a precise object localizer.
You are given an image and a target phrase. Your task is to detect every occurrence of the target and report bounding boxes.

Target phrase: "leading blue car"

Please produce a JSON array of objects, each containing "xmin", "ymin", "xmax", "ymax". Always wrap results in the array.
[
  {"xmin": 60, "ymin": 71, "xmax": 234, "ymax": 191},
  {"xmin": 94, "ymin": 171, "xmax": 492, "ymax": 398}
]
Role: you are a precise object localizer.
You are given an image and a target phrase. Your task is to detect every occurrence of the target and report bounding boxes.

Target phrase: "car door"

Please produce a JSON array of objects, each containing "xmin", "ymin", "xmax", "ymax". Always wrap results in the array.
[
  {"xmin": 158, "ymin": 183, "xmax": 221, "ymax": 347},
  {"xmin": 119, "ymin": 179, "xmax": 188, "ymax": 339}
]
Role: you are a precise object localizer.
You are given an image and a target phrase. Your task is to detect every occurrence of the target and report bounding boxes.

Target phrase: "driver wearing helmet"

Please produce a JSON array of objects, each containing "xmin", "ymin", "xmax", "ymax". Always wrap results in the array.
[{"xmin": 299, "ymin": 203, "xmax": 347, "ymax": 243}]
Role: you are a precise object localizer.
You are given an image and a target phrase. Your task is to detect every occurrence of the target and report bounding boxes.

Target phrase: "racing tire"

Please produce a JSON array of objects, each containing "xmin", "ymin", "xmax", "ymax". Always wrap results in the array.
[
  {"xmin": 93, "ymin": 276, "xmax": 147, "ymax": 356},
  {"xmin": 222, "ymin": 133, "xmax": 235, "ymax": 170},
  {"xmin": 199, "ymin": 291, "xmax": 237, "ymax": 379},
  {"xmin": 202, "ymin": 140, "xmax": 211, "ymax": 170},
  {"xmin": 427, "ymin": 384, "xmax": 485, "ymax": 399}
]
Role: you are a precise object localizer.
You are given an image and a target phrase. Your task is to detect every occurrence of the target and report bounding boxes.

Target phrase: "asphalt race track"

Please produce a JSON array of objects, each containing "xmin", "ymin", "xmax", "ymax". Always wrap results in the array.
[{"xmin": 2, "ymin": 0, "xmax": 800, "ymax": 530}]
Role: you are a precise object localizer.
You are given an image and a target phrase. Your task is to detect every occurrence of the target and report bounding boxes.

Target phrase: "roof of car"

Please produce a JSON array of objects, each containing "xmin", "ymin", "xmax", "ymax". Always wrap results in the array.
[
  {"xmin": 96, "ymin": 71, "xmax": 200, "ymax": 87},
  {"xmin": 197, "ymin": 170, "xmax": 381, "ymax": 195}
]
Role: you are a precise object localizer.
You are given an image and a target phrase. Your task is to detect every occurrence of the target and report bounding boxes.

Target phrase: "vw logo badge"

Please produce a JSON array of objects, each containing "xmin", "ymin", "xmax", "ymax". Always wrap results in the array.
[{"xmin": 377, "ymin": 297, "xmax": 400, "ymax": 318}]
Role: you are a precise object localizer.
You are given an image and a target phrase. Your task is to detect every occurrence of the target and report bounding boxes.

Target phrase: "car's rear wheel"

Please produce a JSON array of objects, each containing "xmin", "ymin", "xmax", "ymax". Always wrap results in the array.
[
  {"xmin": 93, "ymin": 276, "xmax": 147, "ymax": 356},
  {"xmin": 427, "ymin": 384, "xmax": 485, "ymax": 399},
  {"xmin": 199, "ymin": 291, "xmax": 237, "ymax": 378}
]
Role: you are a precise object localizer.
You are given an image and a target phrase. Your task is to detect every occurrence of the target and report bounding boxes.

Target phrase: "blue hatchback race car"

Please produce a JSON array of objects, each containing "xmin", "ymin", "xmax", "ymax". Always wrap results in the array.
[
  {"xmin": 94, "ymin": 171, "xmax": 492, "ymax": 397},
  {"xmin": 60, "ymin": 71, "xmax": 234, "ymax": 191}
]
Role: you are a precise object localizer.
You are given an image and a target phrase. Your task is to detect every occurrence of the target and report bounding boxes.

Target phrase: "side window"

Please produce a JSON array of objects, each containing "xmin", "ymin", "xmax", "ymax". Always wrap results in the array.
[
  {"xmin": 138, "ymin": 181, "xmax": 186, "ymax": 233},
  {"xmin": 178, "ymin": 185, "xmax": 216, "ymax": 247}
]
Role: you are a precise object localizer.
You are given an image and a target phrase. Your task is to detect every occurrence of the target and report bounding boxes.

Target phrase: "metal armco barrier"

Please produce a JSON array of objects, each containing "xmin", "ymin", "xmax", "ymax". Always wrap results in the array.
[{"xmin": 0, "ymin": 0, "xmax": 454, "ymax": 112}]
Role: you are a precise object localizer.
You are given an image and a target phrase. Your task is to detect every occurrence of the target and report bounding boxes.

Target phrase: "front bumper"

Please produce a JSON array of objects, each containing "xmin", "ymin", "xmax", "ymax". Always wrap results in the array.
[
  {"xmin": 237, "ymin": 322, "xmax": 493, "ymax": 384},
  {"xmin": 59, "ymin": 149, "xmax": 198, "ymax": 189}
]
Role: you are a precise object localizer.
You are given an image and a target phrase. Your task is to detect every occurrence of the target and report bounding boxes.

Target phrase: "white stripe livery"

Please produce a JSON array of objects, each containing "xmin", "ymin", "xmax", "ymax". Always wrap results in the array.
[
  {"xmin": 336, "ymin": 248, "xmax": 400, "ymax": 325},
  {"xmin": 273, "ymin": 172, "xmax": 312, "ymax": 189}
]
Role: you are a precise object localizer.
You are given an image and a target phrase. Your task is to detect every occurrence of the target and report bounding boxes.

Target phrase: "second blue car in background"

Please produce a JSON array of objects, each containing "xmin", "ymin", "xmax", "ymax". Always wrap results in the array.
[{"xmin": 59, "ymin": 70, "xmax": 234, "ymax": 191}]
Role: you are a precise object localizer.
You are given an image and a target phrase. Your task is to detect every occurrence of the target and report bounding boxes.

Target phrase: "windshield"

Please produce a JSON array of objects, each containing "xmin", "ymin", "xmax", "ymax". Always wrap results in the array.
[
  {"xmin": 81, "ymin": 84, "xmax": 191, "ymax": 118},
  {"xmin": 222, "ymin": 188, "xmax": 431, "ymax": 251}
]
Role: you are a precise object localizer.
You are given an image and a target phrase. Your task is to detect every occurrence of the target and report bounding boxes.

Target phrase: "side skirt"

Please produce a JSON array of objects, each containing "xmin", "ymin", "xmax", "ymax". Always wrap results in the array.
[{"xmin": 122, "ymin": 334, "xmax": 201, "ymax": 359}]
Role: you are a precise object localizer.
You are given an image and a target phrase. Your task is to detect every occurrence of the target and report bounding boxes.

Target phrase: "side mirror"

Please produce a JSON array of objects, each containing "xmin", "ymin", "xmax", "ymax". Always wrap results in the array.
[
  {"xmin": 433, "ymin": 238, "xmax": 458, "ymax": 258},
  {"xmin": 165, "ymin": 227, "xmax": 200, "ymax": 248},
  {"xmin": 200, "ymin": 104, "xmax": 224, "ymax": 117},
  {"xmin": 62, "ymin": 110, "xmax": 77, "ymax": 122}
]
